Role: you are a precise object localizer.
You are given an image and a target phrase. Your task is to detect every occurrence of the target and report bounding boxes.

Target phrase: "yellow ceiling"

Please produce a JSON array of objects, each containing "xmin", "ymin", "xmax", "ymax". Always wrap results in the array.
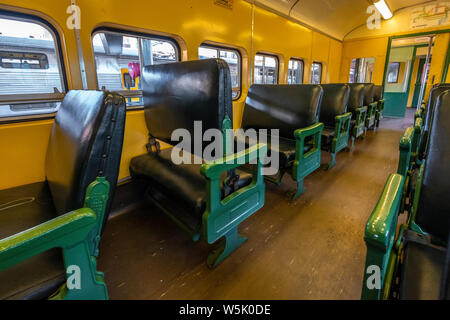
[{"xmin": 249, "ymin": 0, "xmax": 434, "ymax": 40}]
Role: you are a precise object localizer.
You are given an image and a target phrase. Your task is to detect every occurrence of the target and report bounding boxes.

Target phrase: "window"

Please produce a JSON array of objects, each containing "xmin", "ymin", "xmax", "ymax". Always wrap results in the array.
[
  {"xmin": 198, "ymin": 45, "xmax": 241, "ymax": 99},
  {"xmin": 349, "ymin": 57, "xmax": 375, "ymax": 83},
  {"xmin": 288, "ymin": 58, "xmax": 304, "ymax": 84},
  {"xmin": 254, "ymin": 54, "xmax": 278, "ymax": 84},
  {"xmin": 387, "ymin": 62, "xmax": 400, "ymax": 83},
  {"xmin": 92, "ymin": 30, "xmax": 178, "ymax": 107},
  {"xmin": 0, "ymin": 15, "xmax": 65, "ymax": 118},
  {"xmin": 310, "ymin": 62, "xmax": 322, "ymax": 84}
]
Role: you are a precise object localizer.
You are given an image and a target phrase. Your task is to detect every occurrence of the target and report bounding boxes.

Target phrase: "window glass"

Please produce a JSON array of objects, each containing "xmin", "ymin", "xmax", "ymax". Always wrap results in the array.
[
  {"xmin": 349, "ymin": 57, "xmax": 375, "ymax": 83},
  {"xmin": 387, "ymin": 62, "xmax": 400, "ymax": 83},
  {"xmin": 310, "ymin": 62, "xmax": 322, "ymax": 84},
  {"xmin": 0, "ymin": 16, "xmax": 65, "ymax": 118},
  {"xmin": 254, "ymin": 54, "xmax": 278, "ymax": 84},
  {"xmin": 288, "ymin": 58, "xmax": 303, "ymax": 84},
  {"xmin": 92, "ymin": 31, "xmax": 177, "ymax": 107},
  {"xmin": 198, "ymin": 45, "xmax": 241, "ymax": 99}
]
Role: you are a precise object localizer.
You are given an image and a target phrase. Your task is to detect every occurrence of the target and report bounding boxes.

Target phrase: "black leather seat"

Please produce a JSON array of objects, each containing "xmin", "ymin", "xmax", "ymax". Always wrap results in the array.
[
  {"xmin": 347, "ymin": 83, "xmax": 366, "ymax": 140},
  {"xmin": 131, "ymin": 148, "xmax": 252, "ymax": 218},
  {"xmin": 240, "ymin": 84, "xmax": 323, "ymax": 171},
  {"xmin": 0, "ymin": 90, "xmax": 126, "ymax": 299},
  {"xmin": 129, "ymin": 59, "xmax": 253, "ymax": 226},
  {"xmin": 373, "ymin": 85, "xmax": 383, "ymax": 103},
  {"xmin": 419, "ymin": 83, "xmax": 450, "ymax": 160},
  {"xmin": 400, "ymin": 241, "xmax": 446, "ymax": 299},
  {"xmin": 373, "ymin": 85, "xmax": 384, "ymax": 127},
  {"xmin": 399, "ymin": 90, "xmax": 450, "ymax": 299},
  {"xmin": 319, "ymin": 84, "xmax": 350, "ymax": 147}
]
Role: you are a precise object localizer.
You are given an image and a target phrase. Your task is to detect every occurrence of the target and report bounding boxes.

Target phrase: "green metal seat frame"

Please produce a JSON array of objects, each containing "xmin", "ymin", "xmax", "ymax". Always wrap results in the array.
[{"xmin": 0, "ymin": 178, "xmax": 110, "ymax": 300}]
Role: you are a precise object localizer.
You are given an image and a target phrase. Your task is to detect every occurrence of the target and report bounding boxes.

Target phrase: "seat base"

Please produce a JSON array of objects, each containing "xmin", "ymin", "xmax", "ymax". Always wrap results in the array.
[
  {"xmin": 0, "ymin": 182, "xmax": 65, "ymax": 300},
  {"xmin": 399, "ymin": 240, "xmax": 446, "ymax": 300}
]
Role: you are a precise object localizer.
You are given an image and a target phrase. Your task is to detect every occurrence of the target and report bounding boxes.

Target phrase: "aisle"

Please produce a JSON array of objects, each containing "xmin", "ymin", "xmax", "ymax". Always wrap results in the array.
[{"xmin": 98, "ymin": 110, "xmax": 414, "ymax": 299}]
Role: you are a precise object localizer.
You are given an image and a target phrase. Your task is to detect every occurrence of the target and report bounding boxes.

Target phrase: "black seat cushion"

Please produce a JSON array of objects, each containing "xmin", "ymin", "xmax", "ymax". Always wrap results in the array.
[
  {"xmin": 141, "ymin": 59, "xmax": 232, "ymax": 157},
  {"xmin": 373, "ymin": 85, "xmax": 383, "ymax": 101},
  {"xmin": 419, "ymin": 84, "xmax": 450, "ymax": 159},
  {"xmin": 319, "ymin": 84, "xmax": 350, "ymax": 127},
  {"xmin": 347, "ymin": 83, "xmax": 365, "ymax": 113},
  {"xmin": 400, "ymin": 241, "xmax": 445, "ymax": 300},
  {"xmin": 0, "ymin": 182, "xmax": 65, "ymax": 300},
  {"xmin": 130, "ymin": 148, "xmax": 252, "ymax": 218},
  {"xmin": 363, "ymin": 83, "xmax": 374, "ymax": 106},
  {"xmin": 241, "ymin": 84, "xmax": 323, "ymax": 139},
  {"xmin": 234, "ymin": 133, "xmax": 311, "ymax": 169},
  {"xmin": 416, "ymin": 90, "xmax": 450, "ymax": 241},
  {"xmin": 321, "ymin": 127, "xmax": 335, "ymax": 146}
]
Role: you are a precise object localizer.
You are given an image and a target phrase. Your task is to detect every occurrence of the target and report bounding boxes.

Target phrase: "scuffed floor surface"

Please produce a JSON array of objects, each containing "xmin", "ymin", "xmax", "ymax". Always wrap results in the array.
[{"xmin": 98, "ymin": 110, "xmax": 414, "ymax": 300}]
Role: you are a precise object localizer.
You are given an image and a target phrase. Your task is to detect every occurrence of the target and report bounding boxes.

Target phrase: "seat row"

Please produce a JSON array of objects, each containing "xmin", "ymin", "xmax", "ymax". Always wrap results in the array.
[
  {"xmin": 0, "ymin": 59, "xmax": 384, "ymax": 299},
  {"xmin": 361, "ymin": 83, "xmax": 450, "ymax": 299}
]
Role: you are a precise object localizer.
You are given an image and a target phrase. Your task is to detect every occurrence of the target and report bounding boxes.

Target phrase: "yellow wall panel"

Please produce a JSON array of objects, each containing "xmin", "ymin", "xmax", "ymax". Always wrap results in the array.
[
  {"xmin": 340, "ymin": 37, "xmax": 389, "ymax": 85},
  {"xmin": 0, "ymin": 120, "xmax": 53, "ymax": 190},
  {"xmin": 425, "ymin": 33, "xmax": 450, "ymax": 100}
]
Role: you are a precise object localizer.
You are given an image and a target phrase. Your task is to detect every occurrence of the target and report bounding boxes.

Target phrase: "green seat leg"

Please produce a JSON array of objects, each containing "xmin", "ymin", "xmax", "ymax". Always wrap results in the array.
[
  {"xmin": 291, "ymin": 179, "xmax": 306, "ymax": 200},
  {"xmin": 207, "ymin": 227, "xmax": 247, "ymax": 268},
  {"xmin": 50, "ymin": 241, "xmax": 108, "ymax": 300},
  {"xmin": 327, "ymin": 152, "xmax": 336, "ymax": 170}
]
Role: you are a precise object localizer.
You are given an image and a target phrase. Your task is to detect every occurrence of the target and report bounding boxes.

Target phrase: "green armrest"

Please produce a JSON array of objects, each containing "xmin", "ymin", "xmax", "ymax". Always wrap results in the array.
[
  {"xmin": 291, "ymin": 122, "xmax": 324, "ymax": 198},
  {"xmin": 0, "ymin": 177, "xmax": 110, "ymax": 300},
  {"xmin": 332, "ymin": 112, "xmax": 352, "ymax": 153},
  {"xmin": 411, "ymin": 117, "xmax": 423, "ymax": 164},
  {"xmin": 397, "ymin": 127, "xmax": 414, "ymax": 177},
  {"xmin": 321, "ymin": 112, "xmax": 352, "ymax": 169},
  {"xmin": 0, "ymin": 209, "xmax": 95, "ymax": 271},
  {"xmin": 353, "ymin": 106, "xmax": 368, "ymax": 138},
  {"xmin": 200, "ymin": 143, "xmax": 267, "ymax": 267},
  {"xmin": 361, "ymin": 173, "xmax": 404, "ymax": 300}
]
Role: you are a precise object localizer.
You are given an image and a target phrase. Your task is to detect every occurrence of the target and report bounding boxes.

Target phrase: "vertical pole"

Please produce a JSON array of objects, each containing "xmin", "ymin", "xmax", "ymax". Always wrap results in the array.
[{"xmin": 416, "ymin": 36, "xmax": 434, "ymax": 109}]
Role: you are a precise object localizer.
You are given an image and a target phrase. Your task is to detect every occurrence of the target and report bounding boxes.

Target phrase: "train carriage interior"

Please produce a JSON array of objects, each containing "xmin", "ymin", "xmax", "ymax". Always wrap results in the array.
[{"xmin": 0, "ymin": 0, "xmax": 450, "ymax": 304}]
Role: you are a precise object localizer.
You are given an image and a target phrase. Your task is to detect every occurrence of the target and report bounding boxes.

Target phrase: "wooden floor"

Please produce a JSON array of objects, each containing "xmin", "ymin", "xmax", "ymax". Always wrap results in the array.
[{"xmin": 98, "ymin": 110, "xmax": 414, "ymax": 300}]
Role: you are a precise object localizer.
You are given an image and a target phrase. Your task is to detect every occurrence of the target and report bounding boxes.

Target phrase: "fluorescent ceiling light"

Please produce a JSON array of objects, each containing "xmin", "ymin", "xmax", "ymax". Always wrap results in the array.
[{"xmin": 374, "ymin": 0, "xmax": 393, "ymax": 20}]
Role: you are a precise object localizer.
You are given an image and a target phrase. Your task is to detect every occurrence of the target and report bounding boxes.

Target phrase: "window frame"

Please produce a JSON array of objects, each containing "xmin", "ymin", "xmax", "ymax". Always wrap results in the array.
[
  {"xmin": 0, "ymin": 10, "xmax": 68, "ymax": 121},
  {"xmin": 91, "ymin": 27, "xmax": 181, "ymax": 109},
  {"xmin": 288, "ymin": 57, "xmax": 304, "ymax": 84},
  {"xmin": 254, "ymin": 53, "xmax": 279, "ymax": 85},
  {"xmin": 198, "ymin": 43, "xmax": 242, "ymax": 100},
  {"xmin": 310, "ymin": 61, "xmax": 323, "ymax": 84}
]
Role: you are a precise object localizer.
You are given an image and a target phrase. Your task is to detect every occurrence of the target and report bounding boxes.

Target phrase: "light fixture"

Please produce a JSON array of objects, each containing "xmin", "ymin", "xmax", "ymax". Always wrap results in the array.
[{"xmin": 374, "ymin": 0, "xmax": 393, "ymax": 20}]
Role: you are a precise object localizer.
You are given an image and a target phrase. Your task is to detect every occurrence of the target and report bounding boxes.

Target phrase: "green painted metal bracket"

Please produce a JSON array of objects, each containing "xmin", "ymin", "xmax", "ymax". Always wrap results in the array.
[
  {"xmin": 366, "ymin": 102, "xmax": 378, "ymax": 130},
  {"xmin": 352, "ymin": 106, "xmax": 368, "ymax": 139},
  {"xmin": 328, "ymin": 112, "xmax": 352, "ymax": 169},
  {"xmin": 291, "ymin": 122, "xmax": 324, "ymax": 199},
  {"xmin": 0, "ymin": 177, "xmax": 110, "ymax": 300},
  {"xmin": 361, "ymin": 173, "xmax": 404, "ymax": 300},
  {"xmin": 375, "ymin": 99, "xmax": 384, "ymax": 127},
  {"xmin": 201, "ymin": 143, "xmax": 268, "ymax": 267},
  {"xmin": 397, "ymin": 127, "xmax": 413, "ymax": 177},
  {"xmin": 411, "ymin": 117, "xmax": 423, "ymax": 165}
]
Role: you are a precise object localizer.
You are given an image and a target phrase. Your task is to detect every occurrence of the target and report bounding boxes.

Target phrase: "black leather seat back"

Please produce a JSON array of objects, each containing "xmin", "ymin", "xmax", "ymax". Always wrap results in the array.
[
  {"xmin": 373, "ymin": 85, "xmax": 383, "ymax": 101},
  {"xmin": 424, "ymin": 84, "xmax": 450, "ymax": 132},
  {"xmin": 363, "ymin": 83, "xmax": 374, "ymax": 106},
  {"xmin": 416, "ymin": 90, "xmax": 450, "ymax": 241},
  {"xmin": 241, "ymin": 84, "xmax": 323, "ymax": 138},
  {"xmin": 347, "ymin": 83, "xmax": 366, "ymax": 113},
  {"xmin": 319, "ymin": 84, "xmax": 350, "ymax": 127},
  {"xmin": 46, "ymin": 90, "xmax": 126, "ymax": 224},
  {"xmin": 141, "ymin": 59, "xmax": 232, "ymax": 157}
]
